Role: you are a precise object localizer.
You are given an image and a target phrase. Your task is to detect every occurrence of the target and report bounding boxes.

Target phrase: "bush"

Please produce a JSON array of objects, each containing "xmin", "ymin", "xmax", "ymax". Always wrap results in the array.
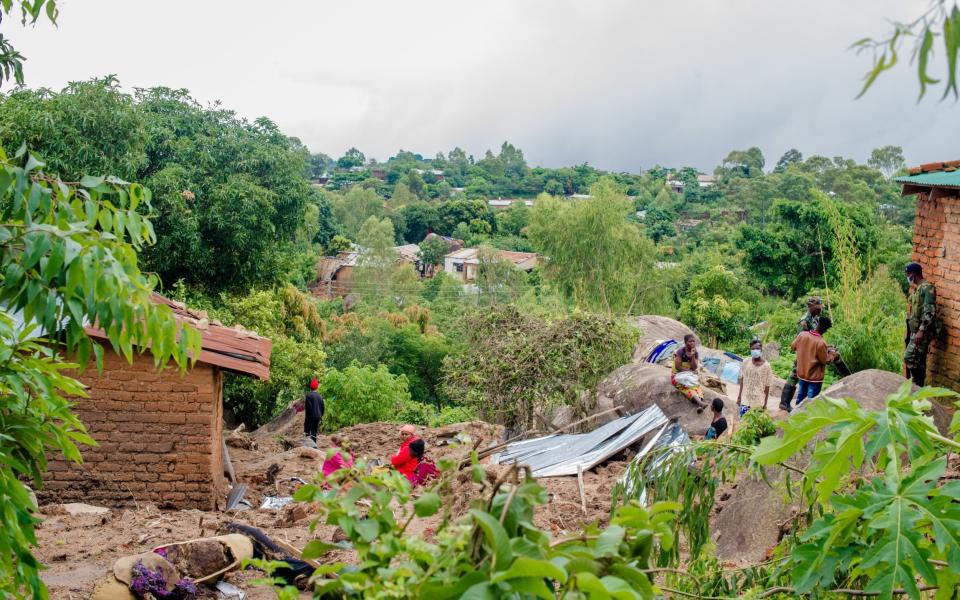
[
  {"xmin": 321, "ymin": 363, "xmax": 412, "ymax": 430},
  {"xmin": 394, "ymin": 401, "xmax": 437, "ymax": 426},
  {"xmin": 324, "ymin": 313, "xmax": 451, "ymax": 408},
  {"xmin": 443, "ymin": 306, "xmax": 637, "ymax": 428},
  {"xmin": 197, "ymin": 285, "xmax": 327, "ymax": 427},
  {"xmin": 730, "ymin": 408, "xmax": 777, "ymax": 445},
  {"xmin": 225, "ymin": 336, "xmax": 325, "ymax": 427},
  {"xmin": 428, "ymin": 405, "xmax": 478, "ymax": 427}
]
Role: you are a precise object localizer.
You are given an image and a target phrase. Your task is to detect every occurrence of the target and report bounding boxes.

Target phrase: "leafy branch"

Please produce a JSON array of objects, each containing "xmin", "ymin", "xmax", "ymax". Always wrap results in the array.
[{"xmin": 853, "ymin": 0, "xmax": 960, "ymax": 100}]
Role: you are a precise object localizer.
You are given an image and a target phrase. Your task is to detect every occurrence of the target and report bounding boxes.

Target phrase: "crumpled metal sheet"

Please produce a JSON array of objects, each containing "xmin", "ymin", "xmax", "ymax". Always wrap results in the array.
[
  {"xmin": 493, "ymin": 404, "xmax": 669, "ymax": 477},
  {"xmin": 618, "ymin": 420, "xmax": 692, "ymax": 501},
  {"xmin": 260, "ymin": 496, "xmax": 293, "ymax": 510}
]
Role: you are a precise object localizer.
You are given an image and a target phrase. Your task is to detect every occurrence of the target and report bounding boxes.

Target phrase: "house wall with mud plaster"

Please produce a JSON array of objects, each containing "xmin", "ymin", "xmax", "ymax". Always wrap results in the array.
[
  {"xmin": 40, "ymin": 351, "xmax": 226, "ymax": 510},
  {"xmin": 913, "ymin": 189, "xmax": 960, "ymax": 389}
]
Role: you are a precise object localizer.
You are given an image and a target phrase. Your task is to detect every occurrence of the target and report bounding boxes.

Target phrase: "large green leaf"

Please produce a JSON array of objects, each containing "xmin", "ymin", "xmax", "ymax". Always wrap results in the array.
[
  {"xmin": 470, "ymin": 509, "xmax": 513, "ymax": 571},
  {"xmin": 491, "ymin": 556, "xmax": 567, "ymax": 584}
]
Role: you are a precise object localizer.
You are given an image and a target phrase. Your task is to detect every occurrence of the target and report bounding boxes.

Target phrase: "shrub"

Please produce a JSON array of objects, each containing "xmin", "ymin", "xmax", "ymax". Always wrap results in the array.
[
  {"xmin": 324, "ymin": 315, "xmax": 451, "ymax": 408},
  {"xmin": 225, "ymin": 336, "xmax": 325, "ymax": 427},
  {"xmin": 321, "ymin": 363, "xmax": 412, "ymax": 430},
  {"xmin": 394, "ymin": 400, "xmax": 437, "ymax": 426},
  {"xmin": 443, "ymin": 306, "xmax": 637, "ymax": 428},
  {"xmin": 730, "ymin": 408, "xmax": 777, "ymax": 446},
  {"xmin": 428, "ymin": 405, "xmax": 478, "ymax": 427}
]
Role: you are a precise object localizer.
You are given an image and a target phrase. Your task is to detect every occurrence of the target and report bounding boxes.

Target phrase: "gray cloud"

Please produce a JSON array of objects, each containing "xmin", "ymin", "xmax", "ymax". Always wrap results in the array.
[{"xmin": 5, "ymin": 0, "xmax": 954, "ymax": 171}]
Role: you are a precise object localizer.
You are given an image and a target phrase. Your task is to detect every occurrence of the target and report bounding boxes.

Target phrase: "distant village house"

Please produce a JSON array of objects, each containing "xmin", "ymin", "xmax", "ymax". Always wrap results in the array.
[{"xmin": 443, "ymin": 248, "xmax": 539, "ymax": 283}]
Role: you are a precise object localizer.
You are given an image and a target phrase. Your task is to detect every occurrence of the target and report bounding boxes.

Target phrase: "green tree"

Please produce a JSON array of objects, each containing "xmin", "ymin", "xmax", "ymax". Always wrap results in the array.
[
  {"xmin": 495, "ymin": 201, "xmax": 530, "ymax": 236},
  {"xmin": 643, "ymin": 206, "xmax": 677, "ymax": 243},
  {"xmin": 0, "ymin": 83, "xmax": 327, "ymax": 293},
  {"xmin": 868, "ymin": 145, "xmax": 907, "ymax": 178},
  {"xmin": 390, "ymin": 181, "xmax": 418, "ymax": 206},
  {"xmin": 0, "ymin": 77, "xmax": 147, "ymax": 180},
  {"xmin": 678, "ymin": 265, "xmax": 753, "ymax": 346},
  {"xmin": 737, "ymin": 196, "xmax": 880, "ymax": 297},
  {"xmin": 404, "ymin": 170, "xmax": 428, "ymax": 200},
  {"xmin": 336, "ymin": 147, "xmax": 365, "ymax": 169},
  {"xmin": 305, "ymin": 152, "xmax": 333, "ymax": 179},
  {"xmin": 0, "ymin": 148, "xmax": 199, "ymax": 598},
  {"xmin": 475, "ymin": 245, "xmax": 529, "ymax": 305},
  {"xmin": 528, "ymin": 179, "xmax": 658, "ymax": 315},
  {"xmin": 321, "ymin": 363, "xmax": 412, "ymax": 430},
  {"xmin": 418, "ymin": 236, "xmax": 449, "ymax": 272},
  {"xmin": 437, "ymin": 199, "xmax": 495, "ymax": 236},
  {"xmin": 353, "ymin": 216, "xmax": 397, "ymax": 297},
  {"xmin": 330, "ymin": 186, "xmax": 384, "ymax": 238},
  {"xmin": 397, "ymin": 202, "xmax": 440, "ymax": 243},
  {"xmin": 718, "ymin": 147, "xmax": 766, "ymax": 179},
  {"xmin": 774, "ymin": 148, "xmax": 803, "ymax": 173}
]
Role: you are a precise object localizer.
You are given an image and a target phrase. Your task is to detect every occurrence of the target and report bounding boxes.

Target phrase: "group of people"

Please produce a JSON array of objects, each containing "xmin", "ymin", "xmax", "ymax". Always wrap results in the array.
[
  {"xmin": 301, "ymin": 383, "xmax": 438, "ymax": 486},
  {"xmin": 670, "ymin": 261, "xmax": 938, "ymax": 437}
]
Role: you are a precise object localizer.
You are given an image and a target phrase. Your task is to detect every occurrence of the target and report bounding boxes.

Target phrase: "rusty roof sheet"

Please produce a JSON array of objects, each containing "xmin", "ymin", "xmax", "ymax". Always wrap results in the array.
[
  {"xmin": 316, "ymin": 257, "xmax": 346, "ymax": 282},
  {"xmin": 85, "ymin": 294, "xmax": 272, "ymax": 380}
]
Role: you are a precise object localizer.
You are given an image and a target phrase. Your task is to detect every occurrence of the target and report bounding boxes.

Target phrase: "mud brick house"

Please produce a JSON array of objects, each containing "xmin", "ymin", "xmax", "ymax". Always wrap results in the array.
[
  {"xmin": 40, "ymin": 294, "xmax": 271, "ymax": 510},
  {"xmin": 898, "ymin": 161, "xmax": 960, "ymax": 390}
]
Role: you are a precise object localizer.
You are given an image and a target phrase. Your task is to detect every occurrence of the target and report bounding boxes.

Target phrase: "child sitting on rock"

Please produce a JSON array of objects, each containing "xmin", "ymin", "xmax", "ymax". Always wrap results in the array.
[{"xmin": 705, "ymin": 398, "xmax": 728, "ymax": 440}]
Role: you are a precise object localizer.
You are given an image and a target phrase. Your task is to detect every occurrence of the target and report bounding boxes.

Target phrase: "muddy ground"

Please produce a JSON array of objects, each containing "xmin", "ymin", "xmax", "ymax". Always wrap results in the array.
[{"xmin": 37, "ymin": 420, "xmax": 634, "ymax": 598}]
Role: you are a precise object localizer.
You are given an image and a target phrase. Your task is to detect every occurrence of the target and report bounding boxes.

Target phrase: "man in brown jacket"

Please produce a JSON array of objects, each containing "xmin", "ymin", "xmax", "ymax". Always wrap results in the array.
[{"xmin": 788, "ymin": 316, "xmax": 836, "ymax": 411}]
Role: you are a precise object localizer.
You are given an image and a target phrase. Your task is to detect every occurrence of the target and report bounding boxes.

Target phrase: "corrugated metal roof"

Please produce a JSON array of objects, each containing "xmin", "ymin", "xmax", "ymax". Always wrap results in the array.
[
  {"xmin": 896, "ymin": 170, "xmax": 960, "ymax": 188},
  {"xmin": 86, "ymin": 294, "xmax": 272, "ymax": 380},
  {"xmin": 491, "ymin": 404, "xmax": 669, "ymax": 477}
]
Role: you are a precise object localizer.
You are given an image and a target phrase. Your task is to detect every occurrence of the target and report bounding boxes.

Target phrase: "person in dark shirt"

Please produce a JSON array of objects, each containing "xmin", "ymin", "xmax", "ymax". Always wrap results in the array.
[
  {"xmin": 705, "ymin": 397, "xmax": 727, "ymax": 440},
  {"xmin": 304, "ymin": 377, "xmax": 324, "ymax": 443}
]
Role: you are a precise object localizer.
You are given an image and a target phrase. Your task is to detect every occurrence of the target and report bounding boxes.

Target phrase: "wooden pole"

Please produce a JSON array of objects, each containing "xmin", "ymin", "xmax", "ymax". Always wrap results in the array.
[{"xmin": 577, "ymin": 465, "xmax": 587, "ymax": 515}]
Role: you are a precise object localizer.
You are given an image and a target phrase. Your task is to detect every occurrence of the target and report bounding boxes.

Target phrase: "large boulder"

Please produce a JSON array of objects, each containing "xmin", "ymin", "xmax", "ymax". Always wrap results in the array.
[
  {"xmin": 822, "ymin": 369, "xmax": 952, "ymax": 435},
  {"xmin": 628, "ymin": 315, "xmax": 694, "ymax": 363},
  {"xmin": 713, "ymin": 369, "xmax": 952, "ymax": 565},
  {"xmin": 712, "ymin": 467, "xmax": 795, "ymax": 565},
  {"xmin": 590, "ymin": 362, "xmax": 729, "ymax": 437}
]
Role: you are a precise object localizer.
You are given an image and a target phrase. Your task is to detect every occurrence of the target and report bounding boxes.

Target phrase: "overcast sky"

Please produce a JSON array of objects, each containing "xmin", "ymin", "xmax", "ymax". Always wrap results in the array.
[{"xmin": 4, "ymin": 0, "xmax": 955, "ymax": 172}]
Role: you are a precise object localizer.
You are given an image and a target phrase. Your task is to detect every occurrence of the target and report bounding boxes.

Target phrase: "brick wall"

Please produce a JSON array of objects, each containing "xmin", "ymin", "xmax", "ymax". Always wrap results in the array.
[
  {"xmin": 40, "ymin": 351, "xmax": 226, "ymax": 510},
  {"xmin": 912, "ymin": 190, "xmax": 960, "ymax": 388}
]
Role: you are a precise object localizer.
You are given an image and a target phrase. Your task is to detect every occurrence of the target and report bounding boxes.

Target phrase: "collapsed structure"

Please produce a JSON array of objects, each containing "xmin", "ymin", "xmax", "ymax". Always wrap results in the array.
[{"xmin": 41, "ymin": 295, "xmax": 271, "ymax": 510}]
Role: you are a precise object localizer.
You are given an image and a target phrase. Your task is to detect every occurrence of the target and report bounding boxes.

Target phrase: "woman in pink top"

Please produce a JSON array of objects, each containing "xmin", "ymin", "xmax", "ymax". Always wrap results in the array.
[{"xmin": 322, "ymin": 436, "xmax": 354, "ymax": 478}]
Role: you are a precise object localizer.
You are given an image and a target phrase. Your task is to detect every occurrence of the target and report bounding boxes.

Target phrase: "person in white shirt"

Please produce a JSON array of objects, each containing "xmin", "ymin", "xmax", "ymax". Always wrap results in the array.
[{"xmin": 737, "ymin": 340, "xmax": 772, "ymax": 417}]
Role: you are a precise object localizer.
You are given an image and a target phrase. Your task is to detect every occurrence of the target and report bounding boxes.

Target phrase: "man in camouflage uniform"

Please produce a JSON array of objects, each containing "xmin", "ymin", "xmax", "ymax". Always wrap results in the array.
[
  {"xmin": 779, "ymin": 297, "xmax": 823, "ymax": 412},
  {"xmin": 904, "ymin": 262, "xmax": 937, "ymax": 386}
]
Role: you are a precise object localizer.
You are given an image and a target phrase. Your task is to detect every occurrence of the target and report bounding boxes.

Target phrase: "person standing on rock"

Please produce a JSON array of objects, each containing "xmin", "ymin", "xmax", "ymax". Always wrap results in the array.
[
  {"xmin": 737, "ymin": 340, "xmax": 772, "ymax": 416},
  {"xmin": 779, "ymin": 297, "xmax": 823, "ymax": 412},
  {"xmin": 904, "ymin": 262, "xmax": 937, "ymax": 386},
  {"xmin": 672, "ymin": 334, "xmax": 708, "ymax": 413},
  {"xmin": 304, "ymin": 377, "xmax": 325, "ymax": 443},
  {"xmin": 789, "ymin": 316, "xmax": 836, "ymax": 409}
]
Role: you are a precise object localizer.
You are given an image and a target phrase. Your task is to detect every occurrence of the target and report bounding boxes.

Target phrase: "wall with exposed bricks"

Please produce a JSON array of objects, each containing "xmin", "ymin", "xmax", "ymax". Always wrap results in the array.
[
  {"xmin": 912, "ymin": 190, "xmax": 960, "ymax": 389},
  {"xmin": 40, "ymin": 351, "xmax": 226, "ymax": 510}
]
